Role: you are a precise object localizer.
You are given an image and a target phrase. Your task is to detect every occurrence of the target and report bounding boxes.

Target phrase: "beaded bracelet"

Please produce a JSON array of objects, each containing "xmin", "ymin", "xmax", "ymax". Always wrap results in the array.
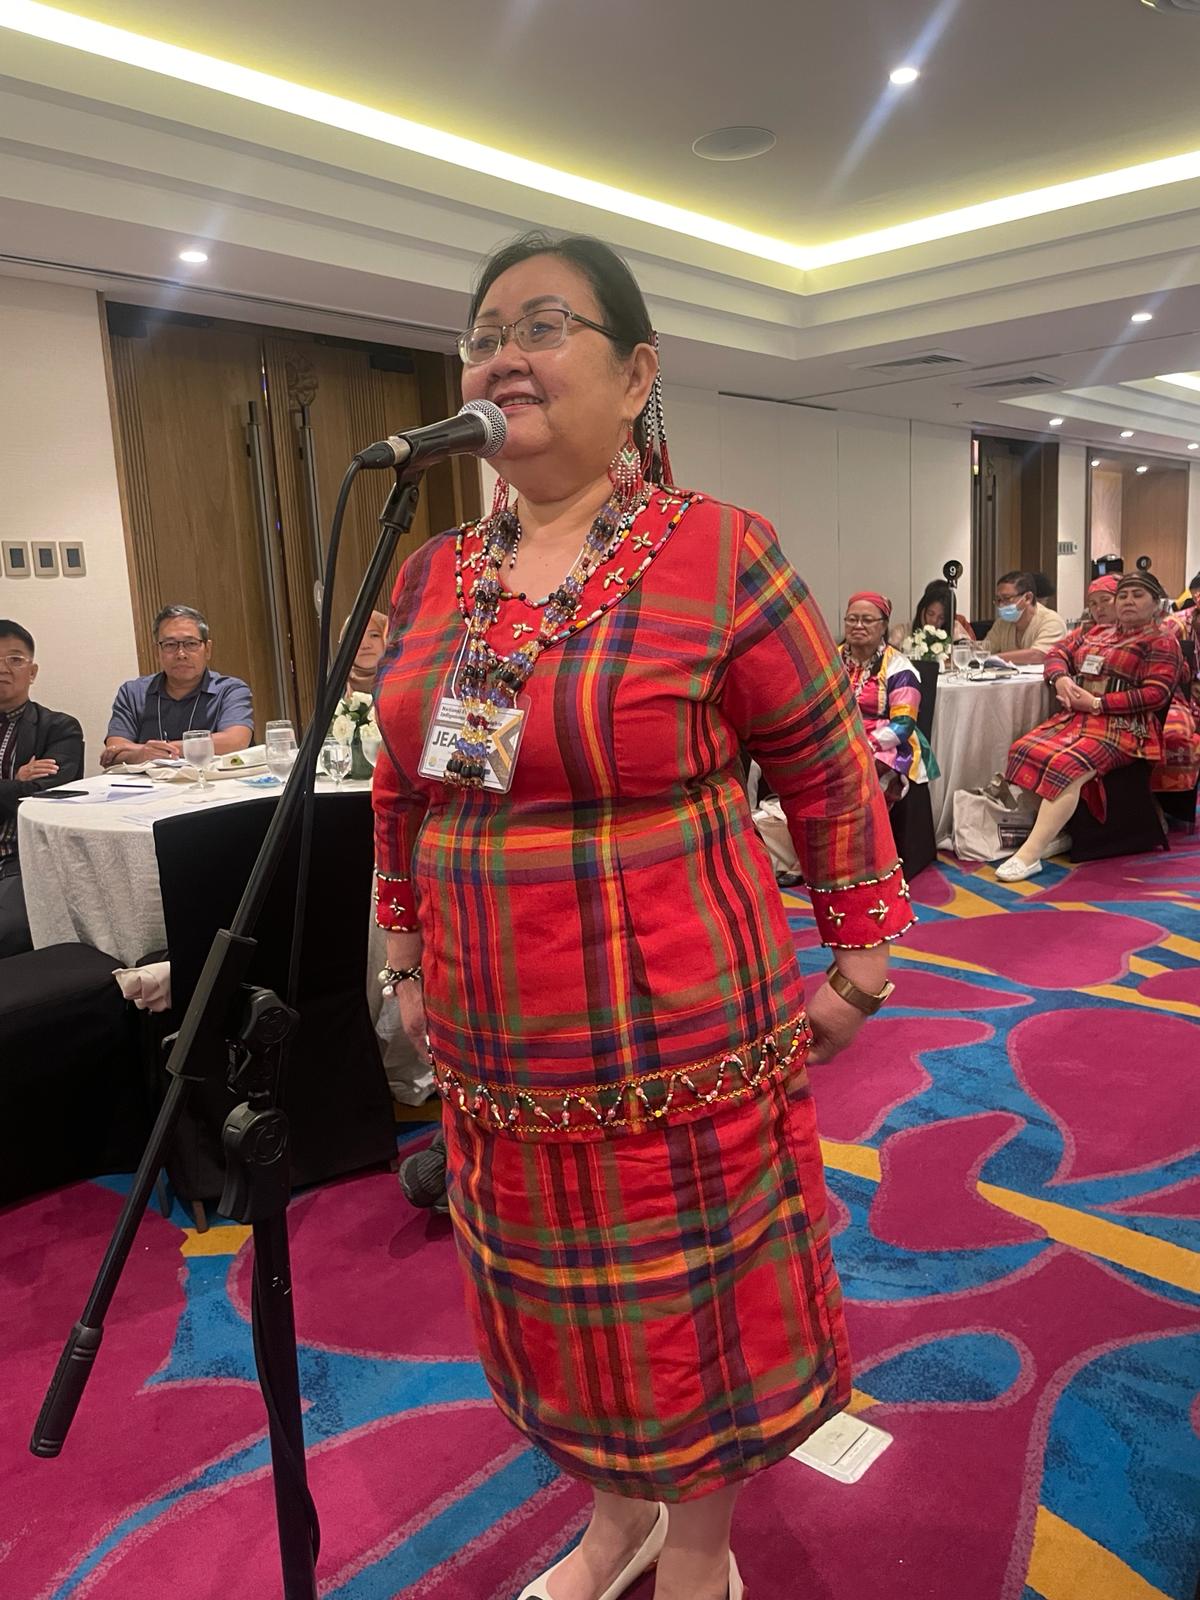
[{"xmin": 379, "ymin": 965, "xmax": 422, "ymax": 998}]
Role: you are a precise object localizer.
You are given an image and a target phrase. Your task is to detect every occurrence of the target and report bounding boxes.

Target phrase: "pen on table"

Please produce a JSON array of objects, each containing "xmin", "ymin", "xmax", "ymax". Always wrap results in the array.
[{"xmin": 109, "ymin": 780, "xmax": 156, "ymax": 789}]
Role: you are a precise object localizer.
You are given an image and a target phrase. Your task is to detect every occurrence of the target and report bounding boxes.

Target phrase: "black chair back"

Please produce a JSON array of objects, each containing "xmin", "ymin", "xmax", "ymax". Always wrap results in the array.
[
  {"xmin": 151, "ymin": 791, "xmax": 395, "ymax": 1203},
  {"xmin": 913, "ymin": 658, "xmax": 939, "ymax": 741}
]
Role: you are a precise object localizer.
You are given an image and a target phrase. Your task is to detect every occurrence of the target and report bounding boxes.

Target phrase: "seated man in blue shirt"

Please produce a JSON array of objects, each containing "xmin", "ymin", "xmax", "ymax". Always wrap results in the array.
[{"xmin": 100, "ymin": 604, "xmax": 254, "ymax": 767}]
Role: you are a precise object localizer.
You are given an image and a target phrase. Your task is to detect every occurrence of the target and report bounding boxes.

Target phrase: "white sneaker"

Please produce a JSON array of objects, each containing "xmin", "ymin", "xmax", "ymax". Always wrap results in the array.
[
  {"xmin": 517, "ymin": 1504, "xmax": 668, "ymax": 1600},
  {"xmin": 995, "ymin": 854, "xmax": 1042, "ymax": 882}
]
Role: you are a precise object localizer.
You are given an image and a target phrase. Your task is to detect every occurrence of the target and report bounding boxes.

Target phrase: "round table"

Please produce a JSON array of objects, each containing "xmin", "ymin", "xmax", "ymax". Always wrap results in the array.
[
  {"xmin": 18, "ymin": 772, "xmax": 430, "ymax": 1102},
  {"xmin": 928, "ymin": 674, "xmax": 1051, "ymax": 847}
]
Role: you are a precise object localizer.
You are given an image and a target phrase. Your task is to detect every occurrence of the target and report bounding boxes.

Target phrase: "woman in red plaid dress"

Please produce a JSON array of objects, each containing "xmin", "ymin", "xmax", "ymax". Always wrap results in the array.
[
  {"xmin": 996, "ymin": 571, "xmax": 1183, "ymax": 881},
  {"xmin": 372, "ymin": 234, "xmax": 913, "ymax": 1600}
]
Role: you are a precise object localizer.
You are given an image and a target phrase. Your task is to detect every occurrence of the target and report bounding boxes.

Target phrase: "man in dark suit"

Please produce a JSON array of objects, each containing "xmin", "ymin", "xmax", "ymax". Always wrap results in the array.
[{"xmin": 0, "ymin": 620, "xmax": 84, "ymax": 956}]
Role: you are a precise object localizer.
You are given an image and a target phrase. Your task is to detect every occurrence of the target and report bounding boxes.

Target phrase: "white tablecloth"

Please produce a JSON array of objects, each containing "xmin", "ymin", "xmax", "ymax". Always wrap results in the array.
[
  {"xmin": 18, "ymin": 773, "xmax": 431, "ymax": 1102},
  {"xmin": 928, "ymin": 674, "xmax": 1051, "ymax": 847}
]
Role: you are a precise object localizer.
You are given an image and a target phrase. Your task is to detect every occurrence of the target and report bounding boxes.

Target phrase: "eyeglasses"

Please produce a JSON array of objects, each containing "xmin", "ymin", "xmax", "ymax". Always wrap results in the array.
[
  {"xmin": 458, "ymin": 307, "xmax": 619, "ymax": 366},
  {"xmin": 157, "ymin": 638, "xmax": 205, "ymax": 655},
  {"xmin": 0, "ymin": 653, "xmax": 32, "ymax": 669},
  {"xmin": 843, "ymin": 614, "xmax": 884, "ymax": 627}
]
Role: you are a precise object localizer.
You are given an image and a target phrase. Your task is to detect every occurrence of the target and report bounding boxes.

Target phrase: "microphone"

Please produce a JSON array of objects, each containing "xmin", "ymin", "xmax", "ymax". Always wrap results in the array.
[{"xmin": 355, "ymin": 399, "xmax": 507, "ymax": 469}]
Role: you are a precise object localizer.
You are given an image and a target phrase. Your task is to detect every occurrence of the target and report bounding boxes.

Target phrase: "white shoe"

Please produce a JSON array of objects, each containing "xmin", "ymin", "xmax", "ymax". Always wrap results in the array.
[
  {"xmin": 995, "ymin": 854, "xmax": 1042, "ymax": 882},
  {"xmin": 517, "ymin": 1504, "xmax": 668, "ymax": 1600}
]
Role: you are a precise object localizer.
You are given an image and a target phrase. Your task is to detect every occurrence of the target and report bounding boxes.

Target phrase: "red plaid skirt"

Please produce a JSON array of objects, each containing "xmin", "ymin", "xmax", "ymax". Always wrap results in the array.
[
  {"xmin": 1005, "ymin": 709, "xmax": 1163, "ymax": 803},
  {"xmin": 443, "ymin": 1068, "xmax": 850, "ymax": 1500}
]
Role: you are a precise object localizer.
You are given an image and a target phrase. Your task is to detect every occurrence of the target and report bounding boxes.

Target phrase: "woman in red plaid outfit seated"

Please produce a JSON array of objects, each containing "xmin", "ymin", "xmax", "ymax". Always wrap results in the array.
[
  {"xmin": 996, "ymin": 571, "xmax": 1183, "ymax": 881},
  {"xmin": 371, "ymin": 232, "xmax": 913, "ymax": 1600}
]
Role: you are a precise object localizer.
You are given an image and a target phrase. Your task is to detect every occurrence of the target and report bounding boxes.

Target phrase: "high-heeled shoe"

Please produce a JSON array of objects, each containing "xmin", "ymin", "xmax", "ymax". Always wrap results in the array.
[{"xmin": 517, "ymin": 1503, "xmax": 668, "ymax": 1600}]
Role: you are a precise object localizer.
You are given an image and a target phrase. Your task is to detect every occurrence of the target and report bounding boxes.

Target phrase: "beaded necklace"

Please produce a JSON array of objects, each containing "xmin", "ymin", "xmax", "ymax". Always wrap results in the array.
[{"xmin": 444, "ymin": 488, "xmax": 648, "ymax": 788}]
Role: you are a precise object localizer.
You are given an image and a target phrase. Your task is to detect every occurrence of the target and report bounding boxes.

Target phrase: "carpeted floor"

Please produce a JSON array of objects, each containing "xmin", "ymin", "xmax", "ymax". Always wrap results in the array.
[{"xmin": 2, "ymin": 841, "xmax": 1198, "ymax": 1600}]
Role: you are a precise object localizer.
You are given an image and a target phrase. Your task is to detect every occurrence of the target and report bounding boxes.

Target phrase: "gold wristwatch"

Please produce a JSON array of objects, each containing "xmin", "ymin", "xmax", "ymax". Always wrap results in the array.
[{"xmin": 825, "ymin": 963, "xmax": 894, "ymax": 1016}]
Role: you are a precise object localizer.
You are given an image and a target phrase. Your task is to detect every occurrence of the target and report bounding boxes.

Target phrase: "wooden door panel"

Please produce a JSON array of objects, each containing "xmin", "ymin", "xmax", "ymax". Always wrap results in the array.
[{"xmin": 110, "ymin": 321, "xmax": 292, "ymax": 729}]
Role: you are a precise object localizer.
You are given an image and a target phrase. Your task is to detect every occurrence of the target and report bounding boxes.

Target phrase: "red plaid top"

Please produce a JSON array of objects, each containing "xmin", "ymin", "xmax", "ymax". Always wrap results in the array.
[
  {"xmin": 1043, "ymin": 624, "xmax": 1182, "ymax": 719},
  {"xmin": 373, "ymin": 494, "xmax": 912, "ymax": 1137}
]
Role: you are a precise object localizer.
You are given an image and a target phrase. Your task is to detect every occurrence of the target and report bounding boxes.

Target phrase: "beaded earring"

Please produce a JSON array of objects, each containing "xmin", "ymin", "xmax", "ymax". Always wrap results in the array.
[
  {"xmin": 640, "ymin": 332, "xmax": 675, "ymax": 490},
  {"xmin": 488, "ymin": 474, "xmax": 512, "ymax": 522},
  {"xmin": 607, "ymin": 424, "xmax": 644, "ymax": 511}
]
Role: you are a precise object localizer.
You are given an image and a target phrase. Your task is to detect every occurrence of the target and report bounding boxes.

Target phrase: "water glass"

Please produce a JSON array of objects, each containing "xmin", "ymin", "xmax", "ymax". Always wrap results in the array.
[
  {"xmin": 951, "ymin": 639, "xmax": 972, "ymax": 675},
  {"xmin": 359, "ymin": 730, "xmax": 382, "ymax": 769},
  {"xmin": 265, "ymin": 723, "xmax": 298, "ymax": 785},
  {"xmin": 181, "ymin": 728, "xmax": 215, "ymax": 800},
  {"xmin": 322, "ymin": 739, "xmax": 353, "ymax": 787}
]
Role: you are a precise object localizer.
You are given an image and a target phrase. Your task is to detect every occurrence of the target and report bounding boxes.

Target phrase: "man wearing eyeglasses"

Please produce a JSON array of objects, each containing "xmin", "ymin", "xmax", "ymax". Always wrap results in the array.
[
  {"xmin": 100, "ymin": 604, "xmax": 254, "ymax": 768},
  {"xmin": 0, "ymin": 620, "xmax": 84, "ymax": 956}
]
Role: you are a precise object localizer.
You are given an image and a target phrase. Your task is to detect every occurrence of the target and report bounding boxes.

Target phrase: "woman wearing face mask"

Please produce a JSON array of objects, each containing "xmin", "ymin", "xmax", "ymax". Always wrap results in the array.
[
  {"xmin": 842, "ymin": 592, "xmax": 939, "ymax": 804},
  {"xmin": 996, "ymin": 572, "xmax": 1182, "ymax": 881},
  {"xmin": 371, "ymin": 232, "xmax": 914, "ymax": 1600}
]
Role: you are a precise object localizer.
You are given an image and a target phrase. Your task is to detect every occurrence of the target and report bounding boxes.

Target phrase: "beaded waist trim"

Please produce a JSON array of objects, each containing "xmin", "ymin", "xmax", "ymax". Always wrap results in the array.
[{"xmin": 435, "ymin": 1011, "xmax": 813, "ymax": 1137}]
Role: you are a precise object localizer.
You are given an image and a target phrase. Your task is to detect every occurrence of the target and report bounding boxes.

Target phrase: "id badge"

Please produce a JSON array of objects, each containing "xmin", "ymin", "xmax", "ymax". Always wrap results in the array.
[
  {"xmin": 1081, "ymin": 653, "xmax": 1105, "ymax": 676},
  {"xmin": 419, "ymin": 695, "xmax": 528, "ymax": 793}
]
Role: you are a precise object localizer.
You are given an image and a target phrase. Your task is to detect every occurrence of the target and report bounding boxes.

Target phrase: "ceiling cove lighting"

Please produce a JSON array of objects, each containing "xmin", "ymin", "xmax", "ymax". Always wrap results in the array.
[
  {"xmin": 1048, "ymin": 417, "xmax": 1064, "ymax": 427},
  {"xmin": 889, "ymin": 66, "xmax": 920, "ymax": 85},
  {"xmin": 178, "ymin": 248, "xmax": 208, "ymax": 263},
  {"xmin": 1159, "ymin": 372, "xmax": 1200, "ymax": 393},
  {"xmin": 1120, "ymin": 430, "xmax": 1136, "ymax": 438},
  {"xmin": 7, "ymin": 1, "xmax": 1200, "ymax": 271},
  {"xmin": 1130, "ymin": 311, "xmax": 1154, "ymax": 323}
]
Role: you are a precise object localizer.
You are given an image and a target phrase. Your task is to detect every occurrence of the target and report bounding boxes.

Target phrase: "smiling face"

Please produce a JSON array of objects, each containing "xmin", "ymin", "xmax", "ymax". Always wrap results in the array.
[{"xmin": 460, "ymin": 255, "xmax": 656, "ymax": 500}]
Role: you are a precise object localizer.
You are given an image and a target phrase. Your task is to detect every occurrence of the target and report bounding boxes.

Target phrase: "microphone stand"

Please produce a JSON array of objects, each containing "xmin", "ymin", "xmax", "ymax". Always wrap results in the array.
[{"xmin": 31, "ymin": 464, "xmax": 426, "ymax": 1600}]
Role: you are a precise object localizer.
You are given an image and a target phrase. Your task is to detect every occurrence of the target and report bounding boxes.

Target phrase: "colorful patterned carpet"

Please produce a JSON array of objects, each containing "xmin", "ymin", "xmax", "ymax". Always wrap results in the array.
[{"xmin": 2, "ymin": 840, "xmax": 1199, "ymax": 1600}]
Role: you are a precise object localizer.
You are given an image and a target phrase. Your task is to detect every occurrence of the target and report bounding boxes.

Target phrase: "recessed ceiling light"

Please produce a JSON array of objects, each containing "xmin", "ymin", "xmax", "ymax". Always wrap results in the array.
[
  {"xmin": 1136, "ymin": 464, "xmax": 1149, "ymax": 473},
  {"xmin": 1091, "ymin": 457, "xmax": 1101, "ymax": 466},
  {"xmin": 178, "ymin": 249, "xmax": 208, "ymax": 263},
  {"xmin": 10, "ymin": 2, "xmax": 1200, "ymax": 273},
  {"xmin": 691, "ymin": 127, "xmax": 777, "ymax": 162},
  {"xmin": 1120, "ymin": 430, "xmax": 1135, "ymax": 438},
  {"xmin": 889, "ymin": 66, "xmax": 920, "ymax": 86},
  {"xmin": 1189, "ymin": 442, "xmax": 1199, "ymax": 450},
  {"xmin": 1048, "ymin": 417, "xmax": 1064, "ymax": 427},
  {"xmin": 1130, "ymin": 310, "xmax": 1154, "ymax": 322}
]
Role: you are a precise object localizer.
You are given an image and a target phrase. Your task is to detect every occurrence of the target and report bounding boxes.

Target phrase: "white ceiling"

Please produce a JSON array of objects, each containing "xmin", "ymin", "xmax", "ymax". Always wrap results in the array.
[
  {"xmin": 33, "ymin": 0, "xmax": 1200, "ymax": 244},
  {"xmin": 1, "ymin": 0, "xmax": 1200, "ymax": 460}
]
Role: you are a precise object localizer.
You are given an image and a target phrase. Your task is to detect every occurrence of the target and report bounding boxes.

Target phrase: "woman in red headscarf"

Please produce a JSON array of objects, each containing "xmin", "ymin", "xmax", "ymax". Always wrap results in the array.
[{"xmin": 841, "ymin": 591, "xmax": 938, "ymax": 804}]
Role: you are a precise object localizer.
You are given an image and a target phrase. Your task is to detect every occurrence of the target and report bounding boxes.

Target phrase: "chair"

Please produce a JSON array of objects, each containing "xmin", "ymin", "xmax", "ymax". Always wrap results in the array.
[
  {"xmin": 1068, "ymin": 762, "xmax": 1168, "ymax": 862},
  {"xmin": 888, "ymin": 658, "xmax": 939, "ymax": 879},
  {"xmin": 0, "ymin": 944, "xmax": 149, "ymax": 1205},
  {"xmin": 149, "ymin": 792, "xmax": 397, "ymax": 1210}
]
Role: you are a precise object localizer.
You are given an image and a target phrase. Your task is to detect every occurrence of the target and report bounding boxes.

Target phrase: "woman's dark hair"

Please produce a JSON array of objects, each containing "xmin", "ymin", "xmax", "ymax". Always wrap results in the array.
[
  {"xmin": 912, "ymin": 582, "xmax": 956, "ymax": 634},
  {"xmin": 468, "ymin": 231, "xmax": 657, "ymax": 453}
]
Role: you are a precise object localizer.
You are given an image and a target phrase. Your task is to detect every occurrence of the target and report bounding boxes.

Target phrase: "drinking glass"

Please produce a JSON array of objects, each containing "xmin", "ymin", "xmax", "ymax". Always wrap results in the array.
[
  {"xmin": 951, "ymin": 639, "xmax": 972, "ymax": 675},
  {"xmin": 322, "ymin": 739, "xmax": 353, "ymax": 787},
  {"xmin": 181, "ymin": 728, "xmax": 215, "ymax": 801},
  {"xmin": 265, "ymin": 723, "xmax": 298, "ymax": 785},
  {"xmin": 359, "ymin": 729, "xmax": 382, "ymax": 769}
]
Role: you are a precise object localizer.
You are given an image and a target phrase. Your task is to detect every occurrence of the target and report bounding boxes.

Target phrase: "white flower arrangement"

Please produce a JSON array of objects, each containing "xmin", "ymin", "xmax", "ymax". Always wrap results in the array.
[
  {"xmin": 330, "ymin": 691, "xmax": 381, "ymax": 744},
  {"xmin": 902, "ymin": 624, "xmax": 950, "ymax": 661}
]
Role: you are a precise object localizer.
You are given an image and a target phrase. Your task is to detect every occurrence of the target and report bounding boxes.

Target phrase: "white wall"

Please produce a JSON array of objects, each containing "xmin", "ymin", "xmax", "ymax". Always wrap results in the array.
[
  {"xmin": 1057, "ymin": 443, "xmax": 1089, "ymax": 624},
  {"xmin": 1188, "ymin": 463, "xmax": 1200, "ymax": 590},
  {"xmin": 662, "ymin": 386, "xmax": 972, "ymax": 632},
  {"xmin": 0, "ymin": 278, "xmax": 136, "ymax": 768}
]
